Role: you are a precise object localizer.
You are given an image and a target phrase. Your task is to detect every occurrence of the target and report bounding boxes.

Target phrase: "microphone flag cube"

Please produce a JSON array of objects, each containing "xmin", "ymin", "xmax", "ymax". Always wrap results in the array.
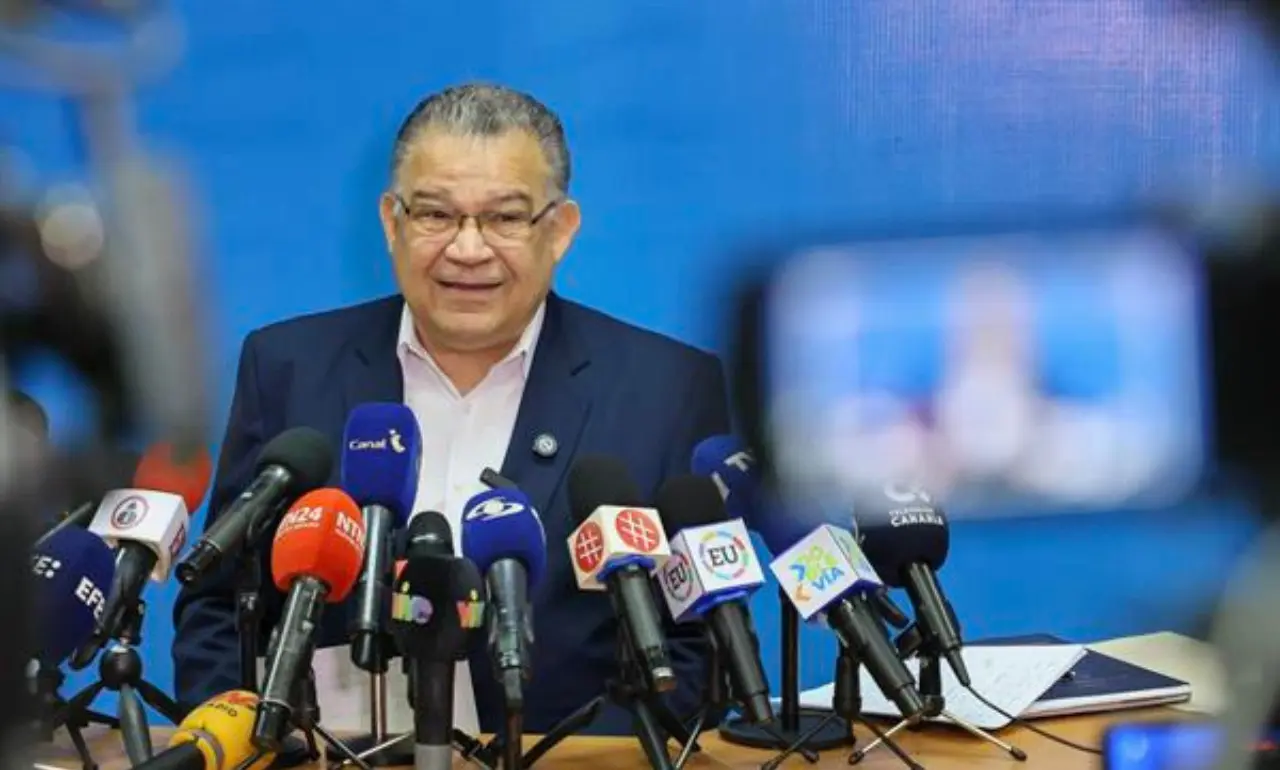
[
  {"xmin": 567, "ymin": 505, "xmax": 671, "ymax": 591},
  {"xmin": 769, "ymin": 524, "xmax": 883, "ymax": 621},
  {"xmin": 657, "ymin": 517, "xmax": 765, "ymax": 623},
  {"xmin": 89, "ymin": 489, "xmax": 190, "ymax": 582}
]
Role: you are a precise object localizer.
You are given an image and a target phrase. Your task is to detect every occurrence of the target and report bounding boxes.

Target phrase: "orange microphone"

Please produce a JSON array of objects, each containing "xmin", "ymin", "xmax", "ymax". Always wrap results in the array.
[{"xmin": 251, "ymin": 488, "xmax": 366, "ymax": 752}]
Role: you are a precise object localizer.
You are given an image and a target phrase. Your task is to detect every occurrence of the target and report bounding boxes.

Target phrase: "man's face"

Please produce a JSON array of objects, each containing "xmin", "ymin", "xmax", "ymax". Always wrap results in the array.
[{"xmin": 379, "ymin": 129, "xmax": 581, "ymax": 354}]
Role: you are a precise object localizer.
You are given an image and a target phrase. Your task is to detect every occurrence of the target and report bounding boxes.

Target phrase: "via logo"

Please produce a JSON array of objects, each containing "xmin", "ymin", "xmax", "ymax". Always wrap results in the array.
[
  {"xmin": 788, "ymin": 545, "xmax": 845, "ymax": 602},
  {"xmin": 465, "ymin": 496, "xmax": 526, "ymax": 522}
]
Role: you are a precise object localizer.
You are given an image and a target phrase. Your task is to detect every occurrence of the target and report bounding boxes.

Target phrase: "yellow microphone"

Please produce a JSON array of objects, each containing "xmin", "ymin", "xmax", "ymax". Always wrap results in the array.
[{"xmin": 133, "ymin": 691, "xmax": 276, "ymax": 770}]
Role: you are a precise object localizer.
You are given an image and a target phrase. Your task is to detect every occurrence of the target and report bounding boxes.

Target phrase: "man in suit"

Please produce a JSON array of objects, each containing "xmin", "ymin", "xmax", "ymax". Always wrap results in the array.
[{"xmin": 172, "ymin": 83, "xmax": 730, "ymax": 736}]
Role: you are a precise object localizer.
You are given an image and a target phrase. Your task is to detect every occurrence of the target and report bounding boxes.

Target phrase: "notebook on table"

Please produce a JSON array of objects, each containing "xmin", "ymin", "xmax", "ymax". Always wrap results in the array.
[{"xmin": 978, "ymin": 633, "xmax": 1192, "ymax": 719}]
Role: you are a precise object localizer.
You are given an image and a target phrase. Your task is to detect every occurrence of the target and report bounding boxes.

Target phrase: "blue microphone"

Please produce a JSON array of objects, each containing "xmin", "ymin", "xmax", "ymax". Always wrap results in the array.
[
  {"xmin": 342, "ymin": 402, "xmax": 423, "ymax": 672},
  {"xmin": 30, "ymin": 527, "xmax": 115, "ymax": 667},
  {"xmin": 692, "ymin": 434, "xmax": 817, "ymax": 556},
  {"xmin": 460, "ymin": 487, "xmax": 546, "ymax": 711}
]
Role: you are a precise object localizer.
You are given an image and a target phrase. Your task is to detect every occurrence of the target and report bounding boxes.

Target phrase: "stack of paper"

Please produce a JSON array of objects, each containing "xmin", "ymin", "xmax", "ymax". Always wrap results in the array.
[{"xmin": 797, "ymin": 644, "xmax": 1086, "ymax": 730}]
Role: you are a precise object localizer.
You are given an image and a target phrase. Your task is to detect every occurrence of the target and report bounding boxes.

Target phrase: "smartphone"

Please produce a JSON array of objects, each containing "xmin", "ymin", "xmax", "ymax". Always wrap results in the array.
[
  {"xmin": 731, "ymin": 212, "xmax": 1280, "ymax": 515},
  {"xmin": 1103, "ymin": 720, "xmax": 1280, "ymax": 769}
]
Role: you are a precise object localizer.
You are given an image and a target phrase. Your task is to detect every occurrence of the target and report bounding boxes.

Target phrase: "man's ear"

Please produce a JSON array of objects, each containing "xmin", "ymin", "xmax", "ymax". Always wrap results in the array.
[
  {"xmin": 550, "ymin": 199, "xmax": 581, "ymax": 265},
  {"xmin": 378, "ymin": 192, "xmax": 399, "ymax": 252}
]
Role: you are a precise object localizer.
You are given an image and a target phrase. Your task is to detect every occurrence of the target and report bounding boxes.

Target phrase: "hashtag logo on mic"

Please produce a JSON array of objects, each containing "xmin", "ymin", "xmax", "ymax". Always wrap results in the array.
[
  {"xmin": 616, "ymin": 509, "xmax": 659, "ymax": 552},
  {"xmin": 574, "ymin": 522, "xmax": 605, "ymax": 572}
]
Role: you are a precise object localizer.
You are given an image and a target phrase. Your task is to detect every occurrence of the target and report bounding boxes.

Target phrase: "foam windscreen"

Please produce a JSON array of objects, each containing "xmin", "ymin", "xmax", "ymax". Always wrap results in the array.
[
  {"xmin": 390, "ymin": 554, "xmax": 486, "ymax": 660},
  {"xmin": 853, "ymin": 485, "xmax": 950, "ymax": 582},
  {"xmin": 340, "ymin": 402, "xmax": 422, "ymax": 524},
  {"xmin": 567, "ymin": 455, "xmax": 644, "ymax": 524},
  {"xmin": 173, "ymin": 689, "xmax": 274, "ymax": 770},
  {"xmin": 134, "ymin": 441, "xmax": 214, "ymax": 512},
  {"xmin": 403, "ymin": 511, "xmax": 453, "ymax": 559},
  {"xmin": 270, "ymin": 487, "xmax": 366, "ymax": 601},
  {"xmin": 31, "ymin": 527, "xmax": 115, "ymax": 665},
  {"xmin": 256, "ymin": 427, "xmax": 334, "ymax": 494},
  {"xmin": 691, "ymin": 434, "xmax": 759, "ymax": 521},
  {"xmin": 654, "ymin": 474, "xmax": 727, "ymax": 531},
  {"xmin": 460, "ymin": 488, "xmax": 547, "ymax": 587}
]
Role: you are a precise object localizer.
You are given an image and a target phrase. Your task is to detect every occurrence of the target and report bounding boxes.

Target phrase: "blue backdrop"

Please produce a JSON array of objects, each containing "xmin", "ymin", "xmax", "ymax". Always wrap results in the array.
[{"xmin": 3, "ymin": 0, "xmax": 1271, "ymax": 719}]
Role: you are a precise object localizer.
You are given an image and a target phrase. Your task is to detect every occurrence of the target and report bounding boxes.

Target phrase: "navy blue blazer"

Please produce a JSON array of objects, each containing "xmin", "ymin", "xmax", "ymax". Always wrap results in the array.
[{"xmin": 171, "ymin": 292, "xmax": 731, "ymax": 734}]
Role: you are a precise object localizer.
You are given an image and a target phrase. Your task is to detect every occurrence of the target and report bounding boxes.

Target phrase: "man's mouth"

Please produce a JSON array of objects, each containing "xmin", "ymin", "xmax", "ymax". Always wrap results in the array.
[{"xmin": 437, "ymin": 280, "xmax": 501, "ymax": 292}]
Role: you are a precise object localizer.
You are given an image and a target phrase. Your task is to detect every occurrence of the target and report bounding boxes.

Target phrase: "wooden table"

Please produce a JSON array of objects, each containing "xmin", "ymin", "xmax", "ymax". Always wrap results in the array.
[{"xmin": 30, "ymin": 709, "xmax": 1189, "ymax": 769}]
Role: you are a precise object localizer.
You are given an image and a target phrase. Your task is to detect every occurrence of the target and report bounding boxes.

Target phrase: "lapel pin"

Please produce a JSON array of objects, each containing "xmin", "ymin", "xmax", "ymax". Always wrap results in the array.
[{"xmin": 532, "ymin": 433, "xmax": 558, "ymax": 459}]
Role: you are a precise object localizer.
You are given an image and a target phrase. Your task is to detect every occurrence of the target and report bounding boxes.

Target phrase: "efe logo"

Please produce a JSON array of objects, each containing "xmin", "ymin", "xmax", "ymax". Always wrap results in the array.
[
  {"xmin": 30, "ymin": 554, "xmax": 60, "ymax": 579},
  {"xmin": 465, "ymin": 497, "xmax": 526, "ymax": 522},
  {"xmin": 347, "ymin": 428, "xmax": 407, "ymax": 454},
  {"xmin": 75, "ymin": 577, "xmax": 106, "ymax": 621}
]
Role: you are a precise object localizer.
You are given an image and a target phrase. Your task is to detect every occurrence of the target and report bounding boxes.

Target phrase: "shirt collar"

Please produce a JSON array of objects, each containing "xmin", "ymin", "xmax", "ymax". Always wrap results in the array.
[{"xmin": 397, "ymin": 298, "xmax": 546, "ymax": 382}]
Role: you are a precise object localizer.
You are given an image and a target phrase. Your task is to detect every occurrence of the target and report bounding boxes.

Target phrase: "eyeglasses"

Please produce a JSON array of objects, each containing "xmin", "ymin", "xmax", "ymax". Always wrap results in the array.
[{"xmin": 392, "ymin": 194, "xmax": 561, "ymax": 244}]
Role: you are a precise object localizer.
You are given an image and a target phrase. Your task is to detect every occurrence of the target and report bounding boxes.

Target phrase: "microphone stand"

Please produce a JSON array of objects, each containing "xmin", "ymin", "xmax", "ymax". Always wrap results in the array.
[
  {"xmin": 765, "ymin": 644, "xmax": 923, "ymax": 770},
  {"xmin": 234, "ymin": 545, "xmax": 264, "ymax": 693},
  {"xmin": 850, "ymin": 623, "xmax": 1027, "ymax": 764},
  {"xmin": 337, "ymin": 633, "xmax": 410, "ymax": 768},
  {"xmin": 34, "ymin": 663, "xmax": 118, "ymax": 770},
  {"xmin": 674, "ymin": 627, "xmax": 819, "ymax": 770},
  {"xmin": 334, "ymin": 659, "xmax": 491, "ymax": 770},
  {"xmin": 521, "ymin": 621, "xmax": 695, "ymax": 770},
  {"xmin": 719, "ymin": 589, "xmax": 852, "ymax": 753},
  {"xmin": 62, "ymin": 599, "xmax": 184, "ymax": 766},
  {"xmin": 278, "ymin": 667, "xmax": 374, "ymax": 770}
]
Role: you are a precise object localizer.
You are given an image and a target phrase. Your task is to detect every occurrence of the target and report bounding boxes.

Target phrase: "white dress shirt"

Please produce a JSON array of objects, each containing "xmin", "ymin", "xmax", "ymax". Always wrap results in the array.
[{"xmin": 310, "ymin": 300, "xmax": 545, "ymax": 736}]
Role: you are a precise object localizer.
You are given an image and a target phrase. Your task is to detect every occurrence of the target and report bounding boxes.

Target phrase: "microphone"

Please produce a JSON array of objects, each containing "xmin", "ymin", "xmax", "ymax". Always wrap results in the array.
[
  {"xmin": 854, "ymin": 484, "xmax": 970, "ymax": 686},
  {"xmin": 653, "ymin": 474, "xmax": 772, "ymax": 723},
  {"xmin": 459, "ymin": 487, "xmax": 546, "ymax": 710},
  {"xmin": 252, "ymin": 488, "xmax": 367, "ymax": 751},
  {"xmin": 693, "ymin": 434, "xmax": 910, "ymax": 627},
  {"xmin": 340, "ymin": 402, "xmax": 422, "ymax": 673},
  {"xmin": 566, "ymin": 455, "xmax": 674, "ymax": 693},
  {"xmin": 130, "ymin": 690, "xmax": 276, "ymax": 770},
  {"xmin": 86, "ymin": 442, "xmax": 213, "ymax": 645},
  {"xmin": 388, "ymin": 540, "xmax": 486, "ymax": 770},
  {"xmin": 176, "ymin": 427, "xmax": 333, "ymax": 586},
  {"xmin": 769, "ymin": 523, "xmax": 925, "ymax": 720},
  {"xmin": 29, "ymin": 527, "xmax": 114, "ymax": 667}
]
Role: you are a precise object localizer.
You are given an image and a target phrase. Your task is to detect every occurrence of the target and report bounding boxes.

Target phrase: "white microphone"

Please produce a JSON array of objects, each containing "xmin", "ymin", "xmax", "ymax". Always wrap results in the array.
[
  {"xmin": 657, "ymin": 516, "xmax": 765, "ymax": 623},
  {"xmin": 770, "ymin": 524, "xmax": 926, "ymax": 719},
  {"xmin": 567, "ymin": 458, "xmax": 675, "ymax": 692},
  {"xmin": 653, "ymin": 475, "xmax": 773, "ymax": 723},
  {"xmin": 88, "ymin": 488, "xmax": 190, "ymax": 641},
  {"xmin": 567, "ymin": 504, "xmax": 672, "ymax": 591}
]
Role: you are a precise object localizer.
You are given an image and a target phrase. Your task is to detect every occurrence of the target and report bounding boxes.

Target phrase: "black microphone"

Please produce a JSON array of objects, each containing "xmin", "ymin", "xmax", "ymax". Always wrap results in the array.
[
  {"xmin": 653, "ymin": 475, "xmax": 773, "ymax": 723},
  {"xmin": 566, "ymin": 455, "xmax": 676, "ymax": 694},
  {"xmin": 176, "ymin": 427, "xmax": 333, "ymax": 586},
  {"xmin": 854, "ymin": 484, "xmax": 969, "ymax": 686},
  {"xmin": 388, "ymin": 524, "xmax": 486, "ymax": 770}
]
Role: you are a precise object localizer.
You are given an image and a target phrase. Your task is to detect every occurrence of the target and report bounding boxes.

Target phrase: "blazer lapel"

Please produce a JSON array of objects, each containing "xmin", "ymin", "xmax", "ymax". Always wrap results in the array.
[
  {"xmin": 343, "ymin": 296, "xmax": 405, "ymax": 413},
  {"xmin": 501, "ymin": 294, "xmax": 592, "ymax": 519}
]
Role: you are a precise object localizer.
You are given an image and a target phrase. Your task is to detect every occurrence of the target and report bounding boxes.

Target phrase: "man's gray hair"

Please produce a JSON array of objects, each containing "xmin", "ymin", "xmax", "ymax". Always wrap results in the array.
[{"xmin": 390, "ymin": 82, "xmax": 571, "ymax": 195}]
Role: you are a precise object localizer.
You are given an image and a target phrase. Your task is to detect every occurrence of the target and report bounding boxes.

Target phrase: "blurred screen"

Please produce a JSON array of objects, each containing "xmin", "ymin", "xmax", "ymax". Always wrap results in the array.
[
  {"xmin": 1104, "ymin": 721, "xmax": 1280, "ymax": 770},
  {"xmin": 762, "ymin": 225, "xmax": 1207, "ymax": 513}
]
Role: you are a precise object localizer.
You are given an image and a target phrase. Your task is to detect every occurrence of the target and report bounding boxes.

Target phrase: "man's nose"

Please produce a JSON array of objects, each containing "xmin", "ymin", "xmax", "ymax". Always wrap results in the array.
[{"xmin": 445, "ymin": 218, "xmax": 491, "ymax": 263}]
